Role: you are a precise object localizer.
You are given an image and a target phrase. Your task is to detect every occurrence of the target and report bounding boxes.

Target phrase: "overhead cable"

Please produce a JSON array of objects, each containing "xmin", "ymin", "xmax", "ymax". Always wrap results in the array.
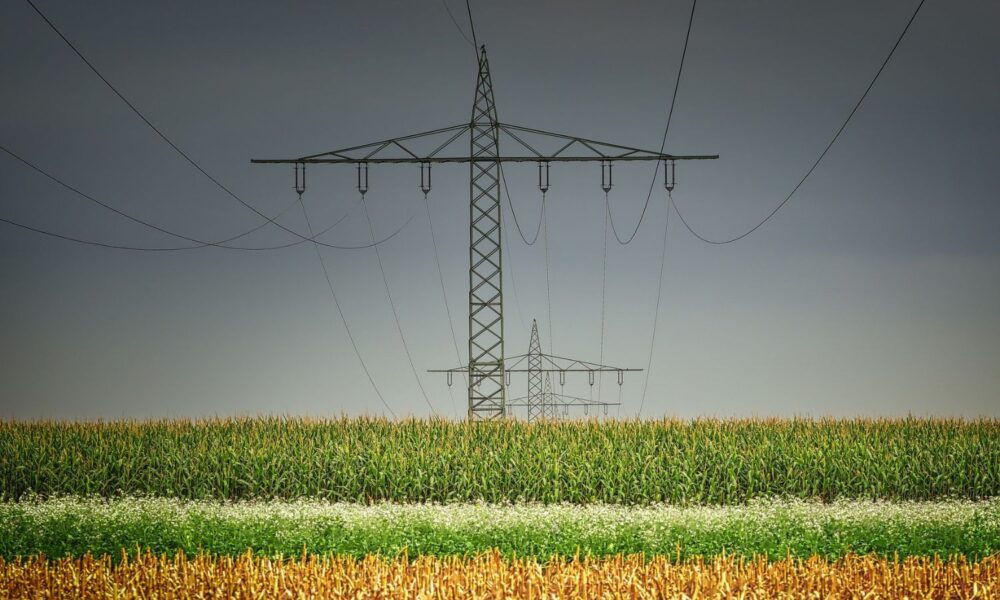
[
  {"xmin": 298, "ymin": 198, "xmax": 398, "ymax": 419},
  {"xmin": 464, "ymin": 0, "xmax": 479, "ymax": 49},
  {"xmin": 607, "ymin": 0, "xmax": 697, "ymax": 246},
  {"xmin": 0, "ymin": 143, "xmax": 404, "ymax": 251},
  {"xmin": 636, "ymin": 0, "xmax": 698, "ymax": 416},
  {"xmin": 24, "ymin": 0, "xmax": 410, "ymax": 251},
  {"xmin": 423, "ymin": 194, "xmax": 465, "ymax": 417},
  {"xmin": 361, "ymin": 197, "xmax": 440, "ymax": 417},
  {"xmin": 439, "ymin": 0, "xmax": 475, "ymax": 47},
  {"xmin": 500, "ymin": 163, "xmax": 542, "ymax": 245},
  {"xmin": 543, "ymin": 203, "xmax": 554, "ymax": 354},
  {"xmin": 672, "ymin": 0, "xmax": 927, "ymax": 245},
  {"xmin": 597, "ymin": 197, "xmax": 609, "ymax": 403},
  {"xmin": 636, "ymin": 199, "xmax": 672, "ymax": 418}
]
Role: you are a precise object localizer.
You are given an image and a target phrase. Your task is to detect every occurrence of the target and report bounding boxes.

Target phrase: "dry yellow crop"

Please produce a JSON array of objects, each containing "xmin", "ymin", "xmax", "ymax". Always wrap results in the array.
[{"xmin": 1, "ymin": 551, "xmax": 997, "ymax": 599}]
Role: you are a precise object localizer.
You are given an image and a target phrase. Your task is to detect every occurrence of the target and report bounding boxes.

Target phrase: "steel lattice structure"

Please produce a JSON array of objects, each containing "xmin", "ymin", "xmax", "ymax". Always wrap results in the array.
[
  {"xmin": 467, "ymin": 48, "xmax": 506, "ymax": 420},
  {"xmin": 435, "ymin": 318, "xmax": 635, "ymax": 422},
  {"xmin": 526, "ymin": 320, "xmax": 543, "ymax": 421},
  {"xmin": 252, "ymin": 46, "xmax": 717, "ymax": 421}
]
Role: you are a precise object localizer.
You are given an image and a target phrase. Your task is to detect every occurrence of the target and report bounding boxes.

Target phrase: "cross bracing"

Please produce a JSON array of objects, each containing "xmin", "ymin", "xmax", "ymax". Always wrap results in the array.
[{"xmin": 252, "ymin": 122, "xmax": 718, "ymax": 165}]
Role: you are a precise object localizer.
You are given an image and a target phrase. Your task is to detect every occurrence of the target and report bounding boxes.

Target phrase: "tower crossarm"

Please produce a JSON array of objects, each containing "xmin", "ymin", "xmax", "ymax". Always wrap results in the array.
[
  {"xmin": 506, "ymin": 394, "xmax": 621, "ymax": 407},
  {"xmin": 251, "ymin": 122, "xmax": 718, "ymax": 165},
  {"xmin": 429, "ymin": 354, "xmax": 642, "ymax": 374},
  {"xmin": 502, "ymin": 352, "xmax": 642, "ymax": 373}
]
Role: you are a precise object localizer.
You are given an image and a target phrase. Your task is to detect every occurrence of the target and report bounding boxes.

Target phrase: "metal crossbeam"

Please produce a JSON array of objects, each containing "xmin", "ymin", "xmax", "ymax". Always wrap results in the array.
[
  {"xmin": 250, "ymin": 123, "xmax": 718, "ymax": 165},
  {"xmin": 253, "ymin": 45, "xmax": 715, "ymax": 421}
]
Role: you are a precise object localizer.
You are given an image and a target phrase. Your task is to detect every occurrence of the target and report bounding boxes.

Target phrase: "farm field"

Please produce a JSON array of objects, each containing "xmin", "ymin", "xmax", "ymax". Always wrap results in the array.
[
  {"xmin": 3, "ymin": 417, "xmax": 998, "ymax": 502},
  {"xmin": 3, "ymin": 496, "xmax": 998, "ymax": 560},
  {"xmin": 2, "ymin": 417, "xmax": 999, "ymax": 598},
  {"xmin": 2, "ymin": 552, "xmax": 997, "ymax": 599}
]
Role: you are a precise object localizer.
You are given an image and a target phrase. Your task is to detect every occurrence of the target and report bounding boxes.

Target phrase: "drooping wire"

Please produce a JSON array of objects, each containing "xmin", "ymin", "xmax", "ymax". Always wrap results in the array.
[
  {"xmin": 672, "ymin": 0, "xmax": 927, "ymax": 245},
  {"xmin": 439, "ymin": 0, "xmax": 475, "ymax": 47},
  {"xmin": 490, "ymin": 82, "xmax": 527, "ymax": 336},
  {"xmin": 423, "ymin": 194, "xmax": 465, "ymax": 418},
  {"xmin": 607, "ymin": 0, "xmax": 697, "ymax": 246},
  {"xmin": 636, "ymin": 194, "xmax": 672, "ymax": 418},
  {"xmin": 542, "ymin": 201, "xmax": 554, "ymax": 355},
  {"xmin": 0, "ymin": 215, "xmax": 191, "ymax": 252},
  {"xmin": 361, "ymin": 197, "xmax": 439, "ymax": 417},
  {"xmin": 500, "ymin": 163, "xmax": 542, "ymax": 246},
  {"xmin": 500, "ymin": 191, "xmax": 528, "ymax": 334},
  {"xmin": 597, "ymin": 193, "xmax": 610, "ymax": 403},
  {"xmin": 0, "ymin": 143, "xmax": 408, "ymax": 251},
  {"xmin": 631, "ymin": 0, "xmax": 697, "ymax": 417},
  {"xmin": 23, "ymin": 0, "xmax": 407, "ymax": 251},
  {"xmin": 297, "ymin": 198, "xmax": 397, "ymax": 419}
]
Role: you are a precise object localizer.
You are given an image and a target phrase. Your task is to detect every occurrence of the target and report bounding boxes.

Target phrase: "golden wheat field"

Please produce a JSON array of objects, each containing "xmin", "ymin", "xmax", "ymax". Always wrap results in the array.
[{"xmin": 1, "ymin": 551, "xmax": 997, "ymax": 600}]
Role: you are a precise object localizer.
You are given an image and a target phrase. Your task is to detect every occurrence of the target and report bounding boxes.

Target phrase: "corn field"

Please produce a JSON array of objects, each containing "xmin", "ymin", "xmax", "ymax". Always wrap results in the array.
[
  {"xmin": 2, "ymin": 417, "xmax": 997, "ymax": 503},
  {"xmin": 1, "ymin": 551, "xmax": 997, "ymax": 599}
]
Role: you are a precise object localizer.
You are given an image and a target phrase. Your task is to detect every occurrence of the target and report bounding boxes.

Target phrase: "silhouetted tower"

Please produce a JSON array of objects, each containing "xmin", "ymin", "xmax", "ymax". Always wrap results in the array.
[
  {"xmin": 253, "ymin": 46, "xmax": 716, "ymax": 421},
  {"xmin": 466, "ymin": 49, "xmax": 506, "ymax": 420},
  {"xmin": 497, "ymin": 319, "xmax": 637, "ymax": 422},
  {"xmin": 526, "ymin": 320, "xmax": 543, "ymax": 421}
]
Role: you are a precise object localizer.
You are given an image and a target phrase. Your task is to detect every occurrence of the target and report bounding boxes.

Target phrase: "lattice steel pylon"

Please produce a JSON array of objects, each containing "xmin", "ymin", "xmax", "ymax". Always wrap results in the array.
[
  {"xmin": 497, "ymin": 319, "xmax": 636, "ymax": 422},
  {"xmin": 252, "ymin": 45, "xmax": 717, "ymax": 421},
  {"xmin": 526, "ymin": 320, "xmax": 543, "ymax": 421},
  {"xmin": 467, "ymin": 48, "xmax": 506, "ymax": 420}
]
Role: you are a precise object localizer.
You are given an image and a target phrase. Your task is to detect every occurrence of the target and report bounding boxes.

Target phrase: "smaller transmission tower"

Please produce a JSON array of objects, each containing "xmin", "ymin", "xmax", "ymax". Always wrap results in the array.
[{"xmin": 433, "ymin": 318, "xmax": 638, "ymax": 421}]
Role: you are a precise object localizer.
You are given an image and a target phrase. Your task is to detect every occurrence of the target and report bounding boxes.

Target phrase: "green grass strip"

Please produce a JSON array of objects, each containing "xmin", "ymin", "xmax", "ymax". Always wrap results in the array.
[
  {"xmin": 2, "ymin": 417, "xmax": 999, "ymax": 503},
  {"xmin": 3, "ymin": 497, "xmax": 998, "ymax": 560}
]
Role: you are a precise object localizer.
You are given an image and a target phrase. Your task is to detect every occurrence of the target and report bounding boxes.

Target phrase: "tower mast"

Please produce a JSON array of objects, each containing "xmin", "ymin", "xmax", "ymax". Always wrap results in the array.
[{"xmin": 467, "ymin": 47, "xmax": 506, "ymax": 420}]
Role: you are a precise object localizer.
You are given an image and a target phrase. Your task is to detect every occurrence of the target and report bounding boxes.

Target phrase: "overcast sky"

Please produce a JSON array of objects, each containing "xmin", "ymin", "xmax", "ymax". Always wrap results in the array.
[{"xmin": 1, "ymin": 0, "xmax": 998, "ymax": 420}]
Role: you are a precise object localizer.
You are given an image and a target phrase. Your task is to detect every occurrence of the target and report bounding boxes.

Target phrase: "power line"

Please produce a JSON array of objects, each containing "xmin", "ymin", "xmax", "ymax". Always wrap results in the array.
[
  {"xmin": 0, "ymin": 143, "xmax": 409, "ymax": 251},
  {"xmin": 0, "ymin": 215, "xmax": 193, "ymax": 252},
  {"xmin": 597, "ymin": 195, "xmax": 609, "ymax": 404},
  {"xmin": 23, "ymin": 0, "xmax": 410, "ymax": 252},
  {"xmin": 500, "ymin": 192, "xmax": 527, "ymax": 334},
  {"xmin": 464, "ymin": 0, "xmax": 479, "ymax": 49},
  {"xmin": 501, "ymin": 163, "xmax": 542, "ymax": 245},
  {"xmin": 607, "ymin": 0, "xmax": 697, "ymax": 246},
  {"xmin": 637, "ymin": 198, "xmax": 671, "ymax": 418},
  {"xmin": 542, "ymin": 202, "xmax": 554, "ymax": 355},
  {"xmin": 298, "ymin": 198, "xmax": 397, "ymax": 419},
  {"xmin": 423, "ymin": 194, "xmax": 465, "ymax": 417},
  {"xmin": 672, "ymin": 0, "xmax": 927, "ymax": 245},
  {"xmin": 636, "ymin": 0, "xmax": 698, "ymax": 417},
  {"xmin": 439, "ymin": 0, "xmax": 475, "ymax": 47},
  {"xmin": 361, "ymin": 196, "xmax": 440, "ymax": 417},
  {"xmin": 489, "ymin": 72, "xmax": 528, "ymax": 335}
]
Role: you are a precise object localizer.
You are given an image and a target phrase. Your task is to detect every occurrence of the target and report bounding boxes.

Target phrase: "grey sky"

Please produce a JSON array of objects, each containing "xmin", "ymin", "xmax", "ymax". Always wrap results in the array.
[{"xmin": 1, "ymin": 0, "xmax": 998, "ymax": 420}]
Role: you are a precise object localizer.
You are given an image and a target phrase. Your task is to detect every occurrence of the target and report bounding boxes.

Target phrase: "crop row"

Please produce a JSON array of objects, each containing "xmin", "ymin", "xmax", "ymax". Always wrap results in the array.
[
  {"xmin": 2, "ymin": 417, "xmax": 998, "ymax": 503},
  {"xmin": 2, "ymin": 551, "xmax": 997, "ymax": 599},
  {"xmin": 3, "ymin": 497, "xmax": 998, "ymax": 560}
]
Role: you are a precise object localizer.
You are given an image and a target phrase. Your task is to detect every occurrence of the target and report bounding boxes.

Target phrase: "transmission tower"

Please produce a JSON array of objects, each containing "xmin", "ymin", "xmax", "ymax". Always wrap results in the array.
[
  {"xmin": 252, "ymin": 46, "xmax": 717, "ymax": 421},
  {"xmin": 434, "ymin": 318, "xmax": 636, "ymax": 422}
]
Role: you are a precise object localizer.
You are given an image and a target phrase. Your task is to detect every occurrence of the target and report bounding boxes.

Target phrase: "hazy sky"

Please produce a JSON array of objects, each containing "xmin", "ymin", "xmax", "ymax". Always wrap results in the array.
[{"xmin": 1, "ymin": 0, "xmax": 998, "ymax": 420}]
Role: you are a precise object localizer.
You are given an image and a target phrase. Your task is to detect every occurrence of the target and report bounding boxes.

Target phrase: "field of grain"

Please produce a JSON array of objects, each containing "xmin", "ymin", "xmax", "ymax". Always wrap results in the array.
[
  {"xmin": 2, "ymin": 417, "xmax": 998, "ymax": 598},
  {"xmin": 2, "ymin": 417, "xmax": 997, "ymax": 503},
  {"xmin": 2, "ymin": 551, "xmax": 997, "ymax": 599}
]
